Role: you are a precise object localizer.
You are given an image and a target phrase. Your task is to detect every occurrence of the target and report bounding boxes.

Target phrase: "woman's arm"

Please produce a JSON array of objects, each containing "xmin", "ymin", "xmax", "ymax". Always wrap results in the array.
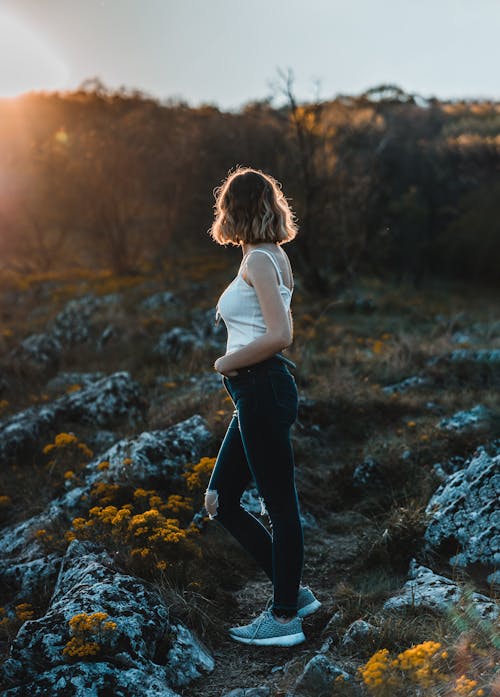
[{"xmin": 214, "ymin": 253, "xmax": 293, "ymax": 375}]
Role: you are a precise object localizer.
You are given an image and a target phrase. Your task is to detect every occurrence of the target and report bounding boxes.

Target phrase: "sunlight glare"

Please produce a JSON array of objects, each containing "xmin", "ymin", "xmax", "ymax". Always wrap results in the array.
[{"xmin": 0, "ymin": 10, "xmax": 70, "ymax": 96}]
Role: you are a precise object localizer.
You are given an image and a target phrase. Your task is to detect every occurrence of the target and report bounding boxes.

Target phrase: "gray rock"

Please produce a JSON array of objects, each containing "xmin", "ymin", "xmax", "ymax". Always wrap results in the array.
[
  {"xmin": 2, "ymin": 664, "xmax": 180, "ymax": 696},
  {"xmin": 50, "ymin": 293, "xmax": 121, "ymax": 347},
  {"xmin": 96, "ymin": 324, "xmax": 117, "ymax": 350},
  {"xmin": 140, "ymin": 291, "xmax": 178, "ymax": 311},
  {"xmin": 192, "ymin": 307, "xmax": 226, "ymax": 341},
  {"xmin": 165, "ymin": 623, "xmax": 215, "ymax": 688},
  {"xmin": 352, "ymin": 457, "xmax": 385, "ymax": 488},
  {"xmin": 88, "ymin": 429, "xmax": 120, "ymax": 454},
  {"xmin": 432, "ymin": 455, "xmax": 467, "ymax": 481},
  {"xmin": 0, "ymin": 371, "xmax": 146, "ymax": 464},
  {"xmin": 427, "ymin": 348, "xmax": 500, "ymax": 366},
  {"xmin": 46, "ymin": 371, "xmax": 107, "ymax": 393},
  {"xmin": 0, "ymin": 415, "xmax": 212, "ymax": 603},
  {"xmin": 0, "ymin": 539, "xmax": 214, "ymax": 695},
  {"xmin": 341, "ymin": 619, "xmax": 380, "ymax": 649},
  {"xmin": 451, "ymin": 332, "xmax": 474, "ymax": 345},
  {"xmin": 382, "ymin": 375, "xmax": 431, "ymax": 395},
  {"xmin": 383, "ymin": 561, "xmax": 499, "ymax": 620},
  {"xmin": 222, "ymin": 689, "xmax": 270, "ymax": 697},
  {"xmin": 424, "ymin": 446, "xmax": 500, "ymax": 585},
  {"xmin": 154, "ymin": 327, "xmax": 205, "ymax": 359},
  {"xmin": 438, "ymin": 404, "xmax": 493, "ymax": 432},
  {"xmin": 292, "ymin": 654, "xmax": 352, "ymax": 697},
  {"xmin": 14, "ymin": 332, "xmax": 63, "ymax": 366}
]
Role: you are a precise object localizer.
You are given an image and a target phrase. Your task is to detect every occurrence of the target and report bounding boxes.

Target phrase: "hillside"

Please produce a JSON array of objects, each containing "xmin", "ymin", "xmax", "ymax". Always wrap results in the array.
[{"xmin": 0, "ymin": 264, "xmax": 499, "ymax": 696}]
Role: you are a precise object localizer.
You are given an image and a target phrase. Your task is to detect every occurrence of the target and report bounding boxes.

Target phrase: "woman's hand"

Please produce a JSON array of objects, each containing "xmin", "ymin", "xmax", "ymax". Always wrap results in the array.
[{"xmin": 214, "ymin": 356, "xmax": 239, "ymax": 377}]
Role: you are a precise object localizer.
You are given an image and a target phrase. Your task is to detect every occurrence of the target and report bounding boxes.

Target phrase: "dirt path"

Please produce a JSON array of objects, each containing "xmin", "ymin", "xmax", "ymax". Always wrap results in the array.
[{"xmin": 182, "ymin": 520, "xmax": 373, "ymax": 697}]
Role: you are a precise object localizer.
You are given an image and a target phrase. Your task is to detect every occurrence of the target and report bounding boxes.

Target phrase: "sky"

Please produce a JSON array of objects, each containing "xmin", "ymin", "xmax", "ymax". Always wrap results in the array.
[{"xmin": 1, "ymin": 0, "xmax": 499, "ymax": 111}]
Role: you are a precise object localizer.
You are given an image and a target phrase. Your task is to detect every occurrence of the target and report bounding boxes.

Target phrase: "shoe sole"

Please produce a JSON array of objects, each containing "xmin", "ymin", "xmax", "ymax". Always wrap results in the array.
[
  {"xmin": 297, "ymin": 598, "xmax": 322, "ymax": 618},
  {"xmin": 228, "ymin": 630, "xmax": 306, "ymax": 646}
]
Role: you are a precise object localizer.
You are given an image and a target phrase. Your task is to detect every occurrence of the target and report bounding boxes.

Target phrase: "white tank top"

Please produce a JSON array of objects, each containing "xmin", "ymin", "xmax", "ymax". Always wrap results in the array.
[{"xmin": 215, "ymin": 248, "xmax": 293, "ymax": 355}]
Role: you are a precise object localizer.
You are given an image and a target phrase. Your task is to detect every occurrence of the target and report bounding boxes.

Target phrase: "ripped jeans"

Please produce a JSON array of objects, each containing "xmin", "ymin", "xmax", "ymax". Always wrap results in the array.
[{"xmin": 205, "ymin": 355, "xmax": 304, "ymax": 618}]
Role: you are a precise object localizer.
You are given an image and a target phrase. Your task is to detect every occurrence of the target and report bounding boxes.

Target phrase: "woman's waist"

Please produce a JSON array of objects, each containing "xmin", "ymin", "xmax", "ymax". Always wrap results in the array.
[{"xmin": 230, "ymin": 352, "xmax": 296, "ymax": 375}]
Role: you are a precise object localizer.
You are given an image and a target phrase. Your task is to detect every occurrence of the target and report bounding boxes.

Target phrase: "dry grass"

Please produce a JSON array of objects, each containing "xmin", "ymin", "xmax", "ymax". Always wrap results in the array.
[{"xmin": 1, "ymin": 267, "xmax": 499, "ymax": 694}]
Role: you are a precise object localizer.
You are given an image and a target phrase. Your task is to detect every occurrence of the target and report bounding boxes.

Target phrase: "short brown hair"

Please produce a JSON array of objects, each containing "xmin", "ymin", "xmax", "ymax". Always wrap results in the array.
[{"xmin": 208, "ymin": 166, "xmax": 299, "ymax": 246}]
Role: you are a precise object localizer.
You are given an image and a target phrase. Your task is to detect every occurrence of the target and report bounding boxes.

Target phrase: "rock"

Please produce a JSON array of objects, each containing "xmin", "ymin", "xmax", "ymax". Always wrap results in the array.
[
  {"xmin": 140, "ymin": 291, "xmax": 178, "ymax": 311},
  {"xmin": 1, "ymin": 664, "xmax": 180, "ymax": 696},
  {"xmin": 185, "ymin": 371, "xmax": 228, "ymax": 395},
  {"xmin": 165, "ymin": 622, "xmax": 215, "ymax": 688},
  {"xmin": 292, "ymin": 654, "xmax": 353, "ymax": 696},
  {"xmin": 86, "ymin": 413, "xmax": 212, "ymax": 484},
  {"xmin": 0, "ymin": 371, "xmax": 146, "ymax": 464},
  {"xmin": 382, "ymin": 375, "xmax": 431, "ymax": 395},
  {"xmin": 352, "ymin": 457, "xmax": 386, "ymax": 489},
  {"xmin": 322, "ymin": 609, "xmax": 344, "ymax": 634},
  {"xmin": 88, "ymin": 429, "xmax": 120, "ymax": 454},
  {"xmin": 222, "ymin": 689, "xmax": 270, "ymax": 697},
  {"xmin": 451, "ymin": 332, "xmax": 474, "ymax": 345},
  {"xmin": 46, "ymin": 371, "xmax": 107, "ymax": 394},
  {"xmin": 432, "ymin": 455, "xmax": 467, "ymax": 481},
  {"xmin": 96, "ymin": 325, "xmax": 117, "ymax": 350},
  {"xmin": 0, "ymin": 415, "xmax": 212, "ymax": 603},
  {"xmin": 13, "ymin": 332, "xmax": 63, "ymax": 367},
  {"xmin": 449, "ymin": 348, "xmax": 500, "ymax": 363},
  {"xmin": 154, "ymin": 327, "xmax": 205, "ymax": 360},
  {"xmin": 383, "ymin": 561, "xmax": 499, "ymax": 620},
  {"xmin": 194, "ymin": 307, "xmax": 226, "ymax": 344},
  {"xmin": 424, "ymin": 445, "xmax": 499, "ymax": 586},
  {"xmin": 50, "ymin": 293, "xmax": 121, "ymax": 347},
  {"xmin": 341, "ymin": 619, "xmax": 380, "ymax": 649},
  {"xmin": 0, "ymin": 539, "xmax": 214, "ymax": 695},
  {"xmin": 438, "ymin": 404, "xmax": 493, "ymax": 432}
]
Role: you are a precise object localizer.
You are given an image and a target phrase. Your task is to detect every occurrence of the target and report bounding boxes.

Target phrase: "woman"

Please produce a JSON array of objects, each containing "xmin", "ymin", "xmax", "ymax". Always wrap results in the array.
[{"xmin": 204, "ymin": 166, "xmax": 321, "ymax": 647}]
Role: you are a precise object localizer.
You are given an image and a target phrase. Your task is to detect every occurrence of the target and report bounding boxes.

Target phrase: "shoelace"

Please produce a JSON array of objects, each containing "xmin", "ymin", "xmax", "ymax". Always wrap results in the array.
[
  {"xmin": 249, "ymin": 609, "xmax": 271, "ymax": 640},
  {"xmin": 248, "ymin": 597, "xmax": 276, "ymax": 640}
]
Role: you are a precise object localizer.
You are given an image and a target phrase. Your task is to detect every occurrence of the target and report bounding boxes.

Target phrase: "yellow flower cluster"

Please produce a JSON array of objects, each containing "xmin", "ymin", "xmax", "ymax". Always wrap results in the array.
[
  {"xmin": 359, "ymin": 641, "xmax": 488, "ymax": 696},
  {"xmin": 183, "ymin": 457, "xmax": 216, "ymax": 490},
  {"xmin": 133, "ymin": 488, "xmax": 193, "ymax": 514},
  {"xmin": 43, "ymin": 432, "xmax": 92, "ymax": 456},
  {"xmin": 454, "ymin": 675, "xmax": 484, "ymax": 696},
  {"xmin": 90, "ymin": 481, "xmax": 121, "ymax": 505},
  {"xmin": 97, "ymin": 460, "xmax": 110, "ymax": 471},
  {"xmin": 67, "ymin": 489, "xmax": 200, "ymax": 571},
  {"xmin": 62, "ymin": 611, "xmax": 117, "ymax": 659},
  {"xmin": 68, "ymin": 611, "xmax": 117, "ymax": 633},
  {"xmin": 42, "ymin": 433, "xmax": 93, "ymax": 479},
  {"xmin": 393, "ymin": 641, "xmax": 444, "ymax": 687},
  {"xmin": 0, "ymin": 494, "xmax": 12, "ymax": 507},
  {"xmin": 15, "ymin": 602, "xmax": 35, "ymax": 621},
  {"xmin": 358, "ymin": 648, "xmax": 398, "ymax": 691},
  {"xmin": 165, "ymin": 494, "xmax": 193, "ymax": 513}
]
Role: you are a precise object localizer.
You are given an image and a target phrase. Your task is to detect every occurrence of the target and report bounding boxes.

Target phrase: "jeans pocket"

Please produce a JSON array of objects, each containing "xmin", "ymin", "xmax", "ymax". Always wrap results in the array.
[{"xmin": 269, "ymin": 370, "xmax": 298, "ymax": 421}]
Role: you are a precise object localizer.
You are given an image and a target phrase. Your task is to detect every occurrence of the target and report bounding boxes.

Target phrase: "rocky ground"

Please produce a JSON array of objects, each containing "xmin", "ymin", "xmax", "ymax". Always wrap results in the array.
[{"xmin": 0, "ymin": 268, "xmax": 499, "ymax": 696}]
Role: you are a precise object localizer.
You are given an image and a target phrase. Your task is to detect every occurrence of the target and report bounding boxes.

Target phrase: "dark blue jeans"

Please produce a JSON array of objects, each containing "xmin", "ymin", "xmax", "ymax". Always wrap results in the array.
[{"xmin": 205, "ymin": 355, "xmax": 304, "ymax": 617}]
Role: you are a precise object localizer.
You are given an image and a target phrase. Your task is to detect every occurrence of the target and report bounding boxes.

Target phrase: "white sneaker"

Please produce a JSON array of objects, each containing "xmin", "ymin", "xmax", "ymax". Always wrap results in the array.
[
  {"xmin": 296, "ymin": 585, "xmax": 322, "ymax": 618},
  {"xmin": 228, "ymin": 608, "xmax": 305, "ymax": 646},
  {"xmin": 267, "ymin": 585, "xmax": 321, "ymax": 618}
]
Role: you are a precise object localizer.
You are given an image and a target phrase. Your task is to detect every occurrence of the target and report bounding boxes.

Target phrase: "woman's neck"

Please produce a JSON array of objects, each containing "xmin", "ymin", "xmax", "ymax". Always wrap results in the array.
[{"xmin": 241, "ymin": 241, "xmax": 278, "ymax": 257}]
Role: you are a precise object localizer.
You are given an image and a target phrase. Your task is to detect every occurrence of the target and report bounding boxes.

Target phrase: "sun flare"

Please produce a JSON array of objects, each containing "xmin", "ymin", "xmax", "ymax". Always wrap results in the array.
[{"xmin": 0, "ymin": 10, "xmax": 70, "ymax": 97}]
